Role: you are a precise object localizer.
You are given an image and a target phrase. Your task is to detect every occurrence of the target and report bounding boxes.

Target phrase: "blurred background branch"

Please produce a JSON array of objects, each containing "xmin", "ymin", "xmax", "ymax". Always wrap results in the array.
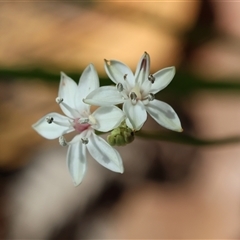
[{"xmin": 2, "ymin": 67, "xmax": 240, "ymax": 94}]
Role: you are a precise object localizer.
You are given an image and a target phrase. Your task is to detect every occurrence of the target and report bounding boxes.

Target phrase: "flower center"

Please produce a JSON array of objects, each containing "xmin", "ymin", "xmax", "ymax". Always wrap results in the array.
[
  {"xmin": 116, "ymin": 82, "xmax": 154, "ymax": 105},
  {"xmin": 73, "ymin": 118, "xmax": 90, "ymax": 133},
  {"xmin": 130, "ymin": 85, "xmax": 142, "ymax": 100},
  {"xmin": 129, "ymin": 85, "xmax": 142, "ymax": 104}
]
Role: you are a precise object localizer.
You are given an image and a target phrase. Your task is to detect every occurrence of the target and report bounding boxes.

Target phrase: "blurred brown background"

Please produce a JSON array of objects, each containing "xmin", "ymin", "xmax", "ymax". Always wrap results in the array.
[{"xmin": 1, "ymin": 1, "xmax": 240, "ymax": 239}]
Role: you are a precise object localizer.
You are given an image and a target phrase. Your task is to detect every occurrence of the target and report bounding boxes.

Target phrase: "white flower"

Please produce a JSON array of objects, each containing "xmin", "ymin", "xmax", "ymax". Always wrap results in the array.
[
  {"xmin": 32, "ymin": 64, "xmax": 125, "ymax": 186},
  {"xmin": 84, "ymin": 52, "xmax": 183, "ymax": 132}
]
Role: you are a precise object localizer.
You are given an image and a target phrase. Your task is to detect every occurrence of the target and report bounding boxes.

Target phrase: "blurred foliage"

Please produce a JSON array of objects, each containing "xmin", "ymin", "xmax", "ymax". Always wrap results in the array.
[{"xmin": 1, "ymin": 68, "xmax": 240, "ymax": 97}]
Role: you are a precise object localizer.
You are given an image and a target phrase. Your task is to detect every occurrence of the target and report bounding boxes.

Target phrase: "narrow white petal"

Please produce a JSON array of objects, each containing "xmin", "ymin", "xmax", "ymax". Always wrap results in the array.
[
  {"xmin": 58, "ymin": 72, "xmax": 78, "ymax": 117},
  {"xmin": 75, "ymin": 64, "xmax": 100, "ymax": 111},
  {"xmin": 135, "ymin": 52, "xmax": 150, "ymax": 85},
  {"xmin": 92, "ymin": 106, "xmax": 125, "ymax": 132},
  {"xmin": 32, "ymin": 112, "xmax": 73, "ymax": 139},
  {"xmin": 58, "ymin": 101, "xmax": 80, "ymax": 119},
  {"xmin": 123, "ymin": 100, "xmax": 147, "ymax": 130},
  {"xmin": 141, "ymin": 79, "xmax": 152, "ymax": 97},
  {"xmin": 67, "ymin": 137, "xmax": 87, "ymax": 186},
  {"xmin": 104, "ymin": 59, "xmax": 135, "ymax": 87},
  {"xmin": 151, "ymin": 67, "xmax": 175, "ymax": 94},
  {"xmin": 125, "ymin": 118, "xmax": 133, "ymax": 129},
  {"xmin": 87, "ymin": 133, "xmax": 124, "ymax": 173},
  {"xmin": 145, "ymin": 99, "xmax": 183, "ymax": 132},
  {"xmin": 84, "ymin": 86, "xmax": 124, "ymax": 106}
]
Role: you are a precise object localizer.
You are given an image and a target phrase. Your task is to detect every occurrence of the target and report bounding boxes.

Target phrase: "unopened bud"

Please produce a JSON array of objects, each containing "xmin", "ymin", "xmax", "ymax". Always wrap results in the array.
[{"xmin": 107, "ymin": 122, "xmax": 135, "ymax": 147}]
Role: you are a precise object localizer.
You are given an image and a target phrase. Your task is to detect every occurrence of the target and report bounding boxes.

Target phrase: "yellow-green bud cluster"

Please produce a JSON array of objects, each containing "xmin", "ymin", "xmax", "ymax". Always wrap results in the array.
[{"xmin": 107, "ymin": 123, "xmax": 135, "ymax": 146}]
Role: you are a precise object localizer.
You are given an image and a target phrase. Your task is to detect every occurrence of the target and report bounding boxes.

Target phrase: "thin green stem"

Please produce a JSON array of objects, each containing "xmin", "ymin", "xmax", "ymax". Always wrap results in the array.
[{"xmin": 136, "ymin": 130, "xmax": 240, "ymax": 147}]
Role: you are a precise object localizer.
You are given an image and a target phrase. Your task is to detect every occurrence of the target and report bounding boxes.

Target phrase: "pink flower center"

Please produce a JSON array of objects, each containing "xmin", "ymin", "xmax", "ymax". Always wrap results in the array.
[{"xmin": 73, "ymin": 118, "xmax": 90, "ymax": 133}]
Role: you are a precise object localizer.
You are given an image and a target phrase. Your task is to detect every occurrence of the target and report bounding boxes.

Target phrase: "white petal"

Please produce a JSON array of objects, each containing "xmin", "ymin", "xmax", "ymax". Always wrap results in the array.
[
  {"xmin": 84, "ymin": 86, "xmax": 124, "ymax": 106},
  {"xmin": 135, "ymin": 52, "xmax": 150, "ymax": 85},
  {"xmin": 75, "ymin": 64, "xmax": 100, "ymax": 111},
  {"xmin": 104, "ymin": 59, "xmax": 135, "ymax": 87},
  {"xmin": 91, "ymin": 106, "xmax": 125, "ymax": 132},
  {"xmin": 151, "ymin": 67, "xmax": 175, "ymax": 94},
  {"xmin": 67, "ymin": 137, "xmax": 87, "ymax": 186},
  {"xmin": 145, "ymin": 99, "xmax": 183, "ymax": 132},
  {"xmin": 68, "ymin": 129, "xmax": 92, "ymax": 144},
  {"xmin": 125, "ymin": 118, "xmax": 144, "ymax": 131},
  {"xmin": 123, "ymin": 99, "xmax": 147, "ymax": 130},
  {"xmin": 58, "ymin": 72, "xmax": 78, "ymax": 117},
  {"xmin": 125, "ymin": 118, "xmax": 133, "ymax": 129},
  {"xmin": 141, "ymin": 79, "xmax": 152, "ymax": 97},
  {"xmin": 87, "ymin": 133, "xmax": 124, "ymax": 173},
  {"xmin": 32, "ymin": 112, "xmax": 73, "ymax": 139}
]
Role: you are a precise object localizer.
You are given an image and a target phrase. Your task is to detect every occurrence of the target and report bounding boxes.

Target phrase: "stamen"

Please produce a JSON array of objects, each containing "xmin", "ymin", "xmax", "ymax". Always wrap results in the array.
[
  {"xmin": 123, "ymin": 74, "xmax": 128, "ymax": 80},
  {"xmin": 148, "ymin": 93, "xmax": 155, "ymax": 101},
  {"xmin": 56, "ymin": 97, "xmax": 79, "ymax": 117},
  {"xmin": 53, "ymin": 120, "xmax": 71, "ymax": 127},
  {"xmin": 142, "ymin": 93, "xmax": 155, "ymax": 105},
  {"xmin": 47, "ymin": 116, "xmax": 71, "ymax": 127},
  {"xmin": 130, "ymin": 92, "xmax": 137, "ymax": 104},
  {"xmin": 81, "ymin": 137, "xmax": 89, "ymax": 144},
  {"xmin": 79, "ymin": 118, "xmax": 89, "ymax": 124},
  {"xmin": 46, "ymin": 116, "xmax": 54, "ymax": 124},
  {"xmin": 59, "ymin": 136, "xmax": 68, "ymax": 146},
  {"xmin": 148, "ymin": 74, "xmax": 155, "ymax": 84},
  {"xmin": 56, "ymin": 97, "xmax": 63, "ymax": 104},
  {"xmin": 130, "ymin": 92, "xmax": 137, "ymax": 100},
  {"xmin": 116, "ymin": 83, "xmax": 124, "ymax": 92}
]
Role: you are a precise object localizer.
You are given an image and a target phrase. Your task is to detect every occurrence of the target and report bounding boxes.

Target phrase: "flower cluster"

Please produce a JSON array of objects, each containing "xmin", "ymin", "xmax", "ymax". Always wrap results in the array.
[{"xmin": 32, "ymin": 52, "xmax": 182, "ymax": 186}]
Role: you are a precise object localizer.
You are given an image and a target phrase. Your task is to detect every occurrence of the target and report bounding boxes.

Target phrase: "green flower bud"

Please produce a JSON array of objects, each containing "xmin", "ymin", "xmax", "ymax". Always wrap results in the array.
[
  {"xmin": 107, "ymin": 121, "xmax": 135, "ymax": 146},
  {"xmin": 111, "ymin": 127, "xmax": 121, "ymax": 137},
  {"xmin": 116, "ymin": 135, "xmax": 126, "ymax": 146},
  {"xmin": 107, "ymin": 134, "xmax": 116, "ymax": 146},
  {"xmin": 123, "ymin": 129, "xmax": 135, "ymax": 144}
]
